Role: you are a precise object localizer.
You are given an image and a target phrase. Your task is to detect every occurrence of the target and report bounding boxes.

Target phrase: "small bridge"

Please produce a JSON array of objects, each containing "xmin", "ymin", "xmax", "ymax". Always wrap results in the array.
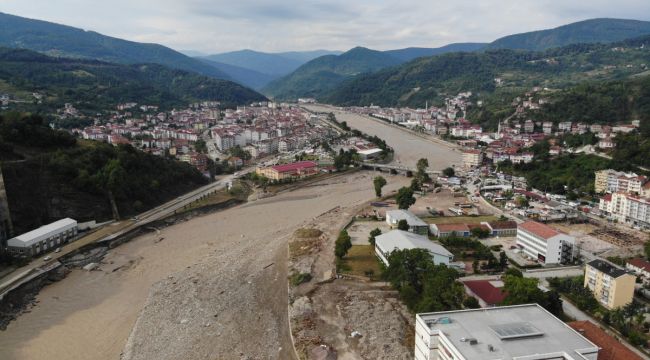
[{"xmin": 360, "ymin": 162, "xmax": 441, "ymax": 176}]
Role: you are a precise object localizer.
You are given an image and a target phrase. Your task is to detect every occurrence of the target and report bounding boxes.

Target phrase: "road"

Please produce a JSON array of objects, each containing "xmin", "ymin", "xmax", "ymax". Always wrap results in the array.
[
  {"xmin": 0, "ymin": 170, "xmax": 247, "ymax": 297},
  {"xmin": 303, "ymin": 104, "xmax": 462, "ymax": 169}
]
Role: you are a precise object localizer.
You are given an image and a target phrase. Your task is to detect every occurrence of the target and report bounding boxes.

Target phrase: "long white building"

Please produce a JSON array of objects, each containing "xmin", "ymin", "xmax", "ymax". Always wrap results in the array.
[
  {"xmin": 375, "ymin": 230, "xmax": 453, "ymax": 267},
  {"xmin": 515, "ymin": 220, "xmax": 576, "ymax": 265},
  {"xmin": 415, "ymin": 304, "xmax": 599, "ymax": 360},
  {"xmin": 7, "ymin": 218, "xmax": 78, "ymax": 257}
]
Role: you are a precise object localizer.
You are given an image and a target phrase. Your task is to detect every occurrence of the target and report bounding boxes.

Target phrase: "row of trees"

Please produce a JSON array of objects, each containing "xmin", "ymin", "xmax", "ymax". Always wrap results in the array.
[{"xmin": 549, "ymin": 276, "xmax": 649, "ymax": 346}]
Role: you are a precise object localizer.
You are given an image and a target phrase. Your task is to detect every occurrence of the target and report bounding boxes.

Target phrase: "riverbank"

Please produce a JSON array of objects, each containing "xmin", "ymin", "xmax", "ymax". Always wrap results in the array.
[
  {"xmin": 303, "ymin": 104, "xmax": 462, "ymax": 170},
  {"xmin": 0, "ymin": 171, "xmax": 407, "ymax": 360}
]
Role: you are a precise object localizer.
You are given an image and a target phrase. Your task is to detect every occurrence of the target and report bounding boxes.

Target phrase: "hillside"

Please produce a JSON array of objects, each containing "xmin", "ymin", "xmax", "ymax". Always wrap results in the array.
[
  {"xmin": 385, "ymin": 43, "xmax": 486, "ymax": 62},
  {"xmin": 323, "ymin": 36, "xmax": 650, "ymax": 109},
  {"xmin": 197, "ymin": 58, "xmax": 276, "ymax": 90},
  {"xmin": 0, "ymin": 12, "xmax": 231, "ymax": 80},
  {"xmin": 0, "ymin": 113, "xmax": 208, "ymax": 234},
  {"xmin": 0, "ymin": 48, "xmax": 267, "ymax": 112},
  {"xmin": 263, "ymin": 47, "xmax": 402, "ymax": 99},
  {"xmin": 486, "ymin": 18, "xmax": 650, "ymax": 51}
]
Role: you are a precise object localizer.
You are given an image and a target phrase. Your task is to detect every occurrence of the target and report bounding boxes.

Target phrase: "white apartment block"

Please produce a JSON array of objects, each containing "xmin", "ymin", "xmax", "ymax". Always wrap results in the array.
[
  {"xmin": 516, "ymin": 221, "xmax": 576, "ymax": 265},
  {"xmin": 599, "ymin": 192, "xmax": 650, "ymax": 228},
  {"xmin": 594, "ymin": 169, "xmax": 646, "ymax": 194}
]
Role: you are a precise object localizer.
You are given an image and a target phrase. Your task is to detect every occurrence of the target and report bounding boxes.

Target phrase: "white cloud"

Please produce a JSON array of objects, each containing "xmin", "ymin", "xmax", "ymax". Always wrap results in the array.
[{"xmin": 1, "ymin": 0, "xmax": 649, "ymax": 53}]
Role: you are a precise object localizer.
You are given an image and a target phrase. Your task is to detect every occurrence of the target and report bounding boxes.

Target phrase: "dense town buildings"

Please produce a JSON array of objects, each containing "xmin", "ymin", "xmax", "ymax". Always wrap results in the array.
[{"xmin": 70, "ymin": 102, "xmax": 333, "ymax": 175}]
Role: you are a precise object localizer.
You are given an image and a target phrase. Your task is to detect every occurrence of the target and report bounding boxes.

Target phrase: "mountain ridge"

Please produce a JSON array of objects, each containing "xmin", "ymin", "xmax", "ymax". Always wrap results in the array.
[{"xmin": 0, "ymin": 12, "xmax": 232, "ymax": 81}]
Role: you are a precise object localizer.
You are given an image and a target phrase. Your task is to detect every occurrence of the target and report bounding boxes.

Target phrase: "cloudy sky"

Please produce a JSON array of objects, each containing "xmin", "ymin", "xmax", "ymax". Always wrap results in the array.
[{"xmin": 2, "ymin": 0, "xmax": 650, "ymax": 54}]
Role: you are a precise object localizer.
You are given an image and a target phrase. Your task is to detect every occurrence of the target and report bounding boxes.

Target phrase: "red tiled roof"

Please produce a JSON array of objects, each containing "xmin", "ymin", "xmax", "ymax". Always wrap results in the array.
[
  {"xmin": 519, "ymin": 221, "xmax": 560, "ymax": 240},
  {"xmin": 488, "ymin": 221, "xmax": 518, "ymax": 230},
  {"xmin": 627, "ymin": 258, "xmax": 650, "ymax": 273},
  {"xmin": 435, "ymin": 223, "xmax": 470, "ymax": 232},
  {"xmin": 463, "ymin": 280, "xmax": 506, "ymax": 305},
  {"xmin": 568, "ymin": 321, "xmax": 643, "ymax": 360},
  {"xmin": 271, "ymin": 161, "xmax": 318, "ymax": 173}
]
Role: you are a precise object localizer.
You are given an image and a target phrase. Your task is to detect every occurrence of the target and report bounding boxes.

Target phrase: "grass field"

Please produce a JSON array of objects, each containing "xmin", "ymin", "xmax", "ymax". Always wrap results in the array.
[
  {"xmin": 338, "ymin": 245, "xmax": 383, "ymax": 281},
  {"xmin": 422, "ymin": 215, "xmax": 498, "ymax": 225}
]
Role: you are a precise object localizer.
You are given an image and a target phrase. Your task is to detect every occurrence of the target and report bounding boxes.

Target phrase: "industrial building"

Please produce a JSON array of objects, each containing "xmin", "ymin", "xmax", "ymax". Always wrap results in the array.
[
  {"xmin": 516, "ymin": 220, "xmax": 576, "ymax": 265},
  {"xmin": 6, "ymin": 218, "xmax": 78, "ymax": 257},
  {"xmin": 584, "ymin": 259, "xmax": 636, "ymax": 310},
  {"xmin": 385, "ymin": 210, "xmax": 429, "ymax": 235},
  {"xmin": 415, "ymin": 304, "xmax": 599, "ymax": 360},
  {"xmin": 374, "ymin": 230, "xmax": 452, "ymax": 267}
]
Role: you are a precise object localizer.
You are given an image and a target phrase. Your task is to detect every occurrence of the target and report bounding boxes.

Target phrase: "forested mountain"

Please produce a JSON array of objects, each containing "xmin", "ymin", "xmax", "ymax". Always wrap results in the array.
[
  {"xmin": 0, "ymin": 12, "xmax": 231, "ymax": 80},
  {"xmin": 323, "ymin": 36, "xmax": 650, "ymax": 108},
  {"xmin": 485, "ymin": 18, "xmax": 650, "ymax": 51},
  {"xmin": 0, "ymin": 48, "xmax": 267, "ymax": 112},
  {"xmin": 385, "ymin": 43, "xmax": 486, "ymax": 62},
  {"xmin": 262, "ymin": 47, "xmax": 402, "ymax": 99},
  {"xmin": 197, "ymin": 58, "xmax": 276, "ymax": 90},
  {"xmin": 0, "ymin": 113, "xmax": 208, "ymax": 234},
  {"xmin": 202, "ymin": 49, "xmax": 341, "ymax": 77}
]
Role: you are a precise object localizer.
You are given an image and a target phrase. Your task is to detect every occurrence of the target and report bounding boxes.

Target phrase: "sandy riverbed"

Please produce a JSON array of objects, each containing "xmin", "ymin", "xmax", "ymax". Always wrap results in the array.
[
  {"xmin": 0, "ymin": 172, "xmax": 408, "ymax": 360},
  {"xmin": 304, "ymin": 105, "xmax": 462, "ymax": 170}
]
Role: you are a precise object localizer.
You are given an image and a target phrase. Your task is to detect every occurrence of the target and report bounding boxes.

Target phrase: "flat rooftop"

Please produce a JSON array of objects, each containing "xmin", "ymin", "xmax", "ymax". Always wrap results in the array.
[{"xmin": 417, "ymin": 304, "xmax": 598, "ymax": 360}]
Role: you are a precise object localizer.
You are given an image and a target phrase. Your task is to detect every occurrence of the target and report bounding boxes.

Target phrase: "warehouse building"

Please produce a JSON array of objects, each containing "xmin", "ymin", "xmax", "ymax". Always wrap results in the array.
[
  {"xmin": 374, "ymin": 230, "xmax": 452, "ymax": 267},
  {"xmin": 385, "ymin": 209, "xmax": 429, "ymax": 235},
  {"xmin": 6, "ymin": 218, "xmax": 78, "ymax": 257}
]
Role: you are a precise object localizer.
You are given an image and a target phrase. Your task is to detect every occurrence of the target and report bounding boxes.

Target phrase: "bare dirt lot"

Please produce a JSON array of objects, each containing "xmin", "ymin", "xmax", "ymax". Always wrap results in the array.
[
  {"xmin": 347, "ymin": 220, "xmax": 391, "ymax": 246},
  {"xmin": 0, "ymin": 172, "xmax": 409, "ymax": 360},
  {"xmin": 287, "ymin": 182, "xmax": 414, "ymax": 360}
]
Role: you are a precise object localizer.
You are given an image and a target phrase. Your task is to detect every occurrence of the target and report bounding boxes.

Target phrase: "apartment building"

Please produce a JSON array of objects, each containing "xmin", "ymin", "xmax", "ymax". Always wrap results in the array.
[
  {"xmin": 594, "ymin": 169, "xmax": 647, "ymax": 194},
  {"xmin": 516, "ymin": 221, "xmax": 576, "ymax": 265},
  {"xmin": 599, "ymin": 192, "xmax": 650, "ymax": 228},
  {"xmin": 462, "ymin": 150, "xmax": 483, "ymax": 169},
  {"xmin": 415, "ymin": 304, "xmax": 599, "ymax": 360},
  {"xmin": 584, "ymin": 259, "xmax": 635, "ymax": 310}
]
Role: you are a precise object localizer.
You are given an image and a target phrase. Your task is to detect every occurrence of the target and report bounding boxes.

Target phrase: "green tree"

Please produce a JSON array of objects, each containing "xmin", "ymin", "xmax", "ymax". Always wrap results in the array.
[
  {"xmin": 501, "ymin": 275, "xmax": 546, "ymax": 305},
  {"xmin": 373, "ymin": 176, "xmax": 387, "ymax": 197},
  {"xmin": 368, "ymin": 228, "xmax": 382, "ymax": 246},
  {"xmin": 397, "ymin": 219, "xmax": 409, "ymax": 231},
  {"xmin": 335, "ymin": 230, "xmax": 352, "ymax": 259},
  {"xmin": 463, "ymin": 296, "xmax": 481, "ymax": 309},
  {"xmin": 514, "ymin": 196, "xmax": 529, "ymax": 208},
  {"xmin": 499, "ymin": 251, "xmax": 508, "ymax": 269},
  {"xmin": 95, "ymin": 159, "xmax": 126, "ymax": 220},
  {"xmin": 442, "ymin": 167, "xmax": 455, "ymax": 177},
  {"xmin": 396, "ymin": 186, "xmax": 416, "ymax": 210},
  {"xmin": 194, "ymin": 139, "xmax": 207, "ymax": 153},
  {"xmin": 504, "ymin": 267, "xmax": 523, "ymax": 278},
  {"xmin": 384, "ymin": 249, "xmax": 464, "ymax": 312},
  {"xmin": 645, "ymin": 240, "xmax": 650, "ymax": 261}
]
